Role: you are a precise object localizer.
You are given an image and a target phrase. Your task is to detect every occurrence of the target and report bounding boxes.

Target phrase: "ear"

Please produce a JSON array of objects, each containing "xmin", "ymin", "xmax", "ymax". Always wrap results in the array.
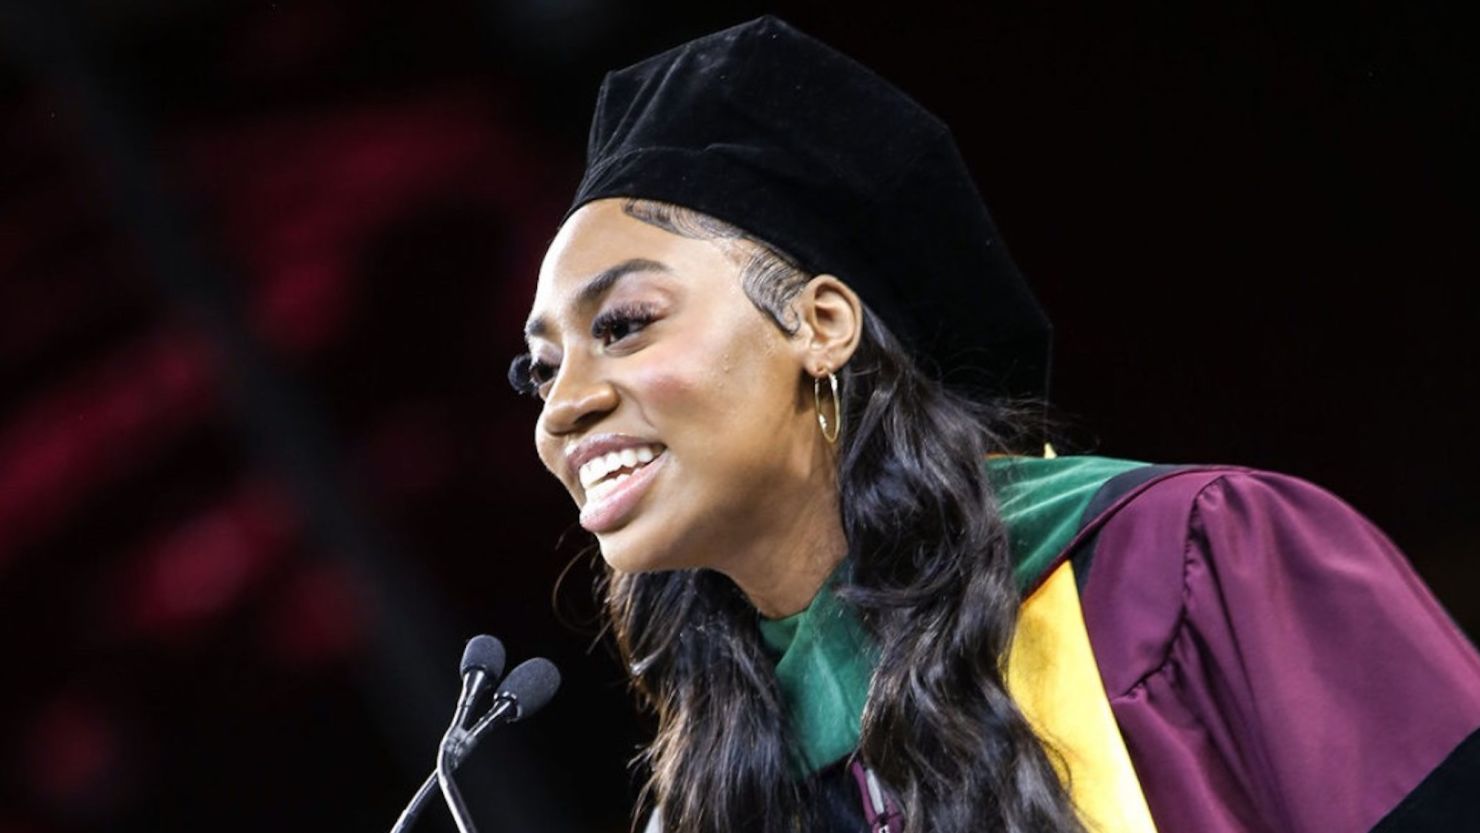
[{"xmin": 791, "ymin": 274, "xmax": 863, "ymax": 375}]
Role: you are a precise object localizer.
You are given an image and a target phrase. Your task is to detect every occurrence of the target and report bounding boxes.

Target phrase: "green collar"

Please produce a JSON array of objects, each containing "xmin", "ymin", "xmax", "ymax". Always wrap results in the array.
[
  {"xmin": 989, "ymin": 453, "xmax": 1150, "ymax": 592},
  {"xmin": 757, "ymin": 565, "xmax": 875, "ymax": 775},
  {"xmin": 757, "ymin": 453, "xmax": 1148, "ymax": 776}
]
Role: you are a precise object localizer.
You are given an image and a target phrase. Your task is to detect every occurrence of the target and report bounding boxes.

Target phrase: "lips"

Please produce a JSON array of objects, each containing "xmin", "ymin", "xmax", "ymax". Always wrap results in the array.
[
  {"xmin": 578, "ymin": 443, "xmax": 663, "ymax": 495},
  {"xmin": 578, "ymin": 446, "xmax": 667, "ymax": 533}
]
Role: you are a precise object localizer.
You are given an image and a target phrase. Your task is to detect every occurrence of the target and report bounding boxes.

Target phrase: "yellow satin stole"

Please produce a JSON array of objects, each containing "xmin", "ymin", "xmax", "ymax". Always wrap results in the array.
[{"xmin": 1005, "ymin": 561, "xmax": 1159, "ymax": 833}]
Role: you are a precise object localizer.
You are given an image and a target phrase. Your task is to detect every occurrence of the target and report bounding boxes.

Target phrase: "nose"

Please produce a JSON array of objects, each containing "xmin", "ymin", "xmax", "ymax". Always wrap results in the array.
[{"xmin": 538, "ymin": 356, "xmax": 618, "ymax": 437}]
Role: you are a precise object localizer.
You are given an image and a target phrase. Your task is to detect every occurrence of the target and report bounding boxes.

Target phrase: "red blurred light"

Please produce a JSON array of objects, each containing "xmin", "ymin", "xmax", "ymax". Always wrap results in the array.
[
  {"xmin": 0, "ymin": 332, "xmax": 216, "ymax": 563},
  {"xmin": 116, "ymin": 480, "xmax": 297, "ymax": 641},
  {"xmin": 178, "ymin": 94, "xmax": 510, "ymax": 357},
  {"xmin": 25, "ymin": 695, "xmax": 121, "ymax": 812},
  {"xmin": 261, "ymin": 561, "xmax": 365, "ymax": 667}
]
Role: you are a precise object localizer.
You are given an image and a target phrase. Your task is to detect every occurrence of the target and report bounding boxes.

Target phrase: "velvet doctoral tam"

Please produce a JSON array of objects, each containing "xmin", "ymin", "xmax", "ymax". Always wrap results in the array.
[{"xmin": 569, "ymin": 15, "xmax": 1053, "ymax": 403}]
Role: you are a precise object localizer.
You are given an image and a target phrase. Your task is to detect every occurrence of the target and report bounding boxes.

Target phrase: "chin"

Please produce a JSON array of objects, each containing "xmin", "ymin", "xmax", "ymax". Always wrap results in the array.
[
  {"xmin": 599, "ymin": 554, "xmax": 659, "ymax": 575},
  {"xmin": 594, "ymin": 524, "xmax": 701, "ymax": 576},
  {"xmin": 598, "ymin": 546, "xmax": 688, "ymax": 575}
]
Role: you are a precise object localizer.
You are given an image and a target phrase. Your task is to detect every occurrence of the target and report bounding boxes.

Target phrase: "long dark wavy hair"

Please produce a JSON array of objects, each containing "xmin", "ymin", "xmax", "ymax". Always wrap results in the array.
[{"xmin": 596, "ymin": 199, "xmax": 1085, "ymax": 833}]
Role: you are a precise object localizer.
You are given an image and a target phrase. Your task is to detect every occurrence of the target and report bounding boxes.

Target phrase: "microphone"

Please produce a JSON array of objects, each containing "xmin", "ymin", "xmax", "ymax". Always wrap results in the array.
[
  {"xmin": 388, "ymin": 636, "xmax": 505, "ymax": 833},
  {"xmin": 465, "ymin": 657, "xmax": 561, "ymax": 739},
  {"xmin": 454, "ymin": 635, "xmax": 506, "ymax": 729},
  {"xmin": 437, "ymin": 634, "xmax": 505, "ymax": 833},
  {"xmin": 436, "ymin": 658, "xmax": 563, "ymax": 833},
  {"xmin": 389, "ymin": 652, "xmax": 562, "ymax": 833},
  {"xmin": 502, "ymin": 657, "xmax": 560, "ymax": 718}
]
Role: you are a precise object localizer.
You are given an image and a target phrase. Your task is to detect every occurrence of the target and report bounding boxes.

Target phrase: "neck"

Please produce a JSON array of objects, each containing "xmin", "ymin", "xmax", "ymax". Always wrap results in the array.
[
  {"xmin": 710, "ymin": 414, "xmax": 849, "ymax": 618},
  {"xmin": 718, "ymin": 492, "xmax": 848, "ymax": 619}
]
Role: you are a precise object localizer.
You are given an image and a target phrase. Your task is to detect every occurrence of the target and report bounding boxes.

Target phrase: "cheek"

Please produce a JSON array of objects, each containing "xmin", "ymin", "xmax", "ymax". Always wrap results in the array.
[
  {"xmin": 626, "ymin": 332, "xmax": 740, "ymax": 413},
  {"xmin": 632, "ymin": 341, "xmax": 804, "ymax": 494},
  {"xmin": 627, "ymin": 359, "xmax": 702, "ymax": 408}
]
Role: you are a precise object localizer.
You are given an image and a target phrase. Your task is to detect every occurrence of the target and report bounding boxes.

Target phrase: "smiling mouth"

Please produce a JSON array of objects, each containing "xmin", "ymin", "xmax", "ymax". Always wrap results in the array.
[{"xmin": 578, "ymin": 444, "xmax": 665, "ymax": 502}]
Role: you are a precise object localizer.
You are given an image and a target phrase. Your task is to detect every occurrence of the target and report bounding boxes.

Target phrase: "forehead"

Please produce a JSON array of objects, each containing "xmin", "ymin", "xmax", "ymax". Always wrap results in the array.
[{"xmin": 526, "ymin": 199, "xmax": 737, "ymax": 336}]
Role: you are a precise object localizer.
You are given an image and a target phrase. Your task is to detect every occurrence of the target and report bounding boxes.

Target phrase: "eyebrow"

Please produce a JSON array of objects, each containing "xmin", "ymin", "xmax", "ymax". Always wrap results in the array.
[{"xmin": 524, "ymin": 257, "xmax": 672, "ymax": 341}]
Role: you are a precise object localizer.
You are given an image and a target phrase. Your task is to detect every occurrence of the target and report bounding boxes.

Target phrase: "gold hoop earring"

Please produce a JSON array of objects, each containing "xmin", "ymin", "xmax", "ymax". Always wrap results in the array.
[{"xmin": 813, "ymin": 370, "xmax": 841, "ymax": 444}]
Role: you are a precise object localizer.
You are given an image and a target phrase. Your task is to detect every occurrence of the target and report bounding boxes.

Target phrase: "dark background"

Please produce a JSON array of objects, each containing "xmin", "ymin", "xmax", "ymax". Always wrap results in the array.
[{"xmin": 0, "ymin": 1, "xmax": 1474, "ymax": 831}]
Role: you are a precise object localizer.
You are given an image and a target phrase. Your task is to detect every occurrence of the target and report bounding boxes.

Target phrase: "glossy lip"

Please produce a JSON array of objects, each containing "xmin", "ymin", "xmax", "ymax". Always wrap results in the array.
[
  {"xmin": 564, "ymin": 433, "xmax": 666, "ymax": 490},
  {"xmin": 578, "ymin": 449, "xmax": 667, "ymax": 533}
]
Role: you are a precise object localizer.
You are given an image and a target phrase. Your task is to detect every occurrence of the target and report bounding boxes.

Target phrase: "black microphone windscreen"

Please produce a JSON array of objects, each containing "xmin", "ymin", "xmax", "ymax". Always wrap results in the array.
[
  {"xmin": 499, "ymin": 658, "xmax": 560, "ymax": 720},
  {"xmin": 460, "ymin": 634, "xmax": 506, "ymax": 680}
]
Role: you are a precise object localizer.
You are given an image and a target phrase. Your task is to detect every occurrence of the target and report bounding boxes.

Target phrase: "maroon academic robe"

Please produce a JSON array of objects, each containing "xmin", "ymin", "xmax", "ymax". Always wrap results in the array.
[
  {"xmin": 1075, "ymin": 466, "xmax": 1480, "ymax": 832},
  {"xmin": 647, "ymin": 464, "xmax": 1480, "ymax": 833}
]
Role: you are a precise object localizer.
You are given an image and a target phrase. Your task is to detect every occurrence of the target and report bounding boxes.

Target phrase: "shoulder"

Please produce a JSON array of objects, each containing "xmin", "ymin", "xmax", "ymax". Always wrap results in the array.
[
  {"xmin": 1076, "ymin": 465, "xmax": 1480, "ymax": 832},
  {"xmin": 1073, "ymin": 464, "xmax": 1411, "ymax": 696},
  {"xmin": 1084, "ymin": 464, "xmax": 1353, "ymax": 523},
  {"xmin": 1081, "ymin": 463, "xmax": 1383, "ymax": 556}
]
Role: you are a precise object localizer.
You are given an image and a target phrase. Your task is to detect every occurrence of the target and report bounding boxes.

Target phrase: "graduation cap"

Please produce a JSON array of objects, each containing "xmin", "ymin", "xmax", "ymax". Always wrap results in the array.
[{"xmin": 567, "ymin": 15, "xmax": 1052, "ymax": 403}]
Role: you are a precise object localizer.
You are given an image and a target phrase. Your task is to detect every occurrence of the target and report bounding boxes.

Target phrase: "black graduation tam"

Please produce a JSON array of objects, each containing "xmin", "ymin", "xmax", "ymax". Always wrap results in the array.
[{"xmin": 568, "ymin": 15, "xmax": 1052, "ymax": 403}]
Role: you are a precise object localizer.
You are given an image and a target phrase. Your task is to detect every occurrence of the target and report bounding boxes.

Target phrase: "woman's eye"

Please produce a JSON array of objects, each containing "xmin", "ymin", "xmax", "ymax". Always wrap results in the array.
[
  {"xmin": 591, "ymin": 303, "xmax": 658, "ymax": 346},
  {"xmin": 529, "ymin": 359, "xmax": 556, "ymax": 386},
  {"xmin": 507, "ymin": 353, "xmax": 557, "ymax": 398}
]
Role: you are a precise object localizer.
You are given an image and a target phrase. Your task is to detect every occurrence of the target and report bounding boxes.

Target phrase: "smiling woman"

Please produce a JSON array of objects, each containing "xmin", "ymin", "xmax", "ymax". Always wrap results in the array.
[
  {"xmin": 508, "ymin": 15, "xmax": 1480, "ymax": 833},
  {"xmin": 517, "ymin": 192, "xmax": 1076, "ymax": 832},
  {"xmin": 522, "ymin": 198, "xmax": 860, "ymax": 611}
]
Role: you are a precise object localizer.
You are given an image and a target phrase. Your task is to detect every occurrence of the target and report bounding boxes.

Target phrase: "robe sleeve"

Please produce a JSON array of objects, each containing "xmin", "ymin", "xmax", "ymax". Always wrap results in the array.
[{"xmin": 1078, "ymin": 469, "xmax": 1480, "ymax": 833}]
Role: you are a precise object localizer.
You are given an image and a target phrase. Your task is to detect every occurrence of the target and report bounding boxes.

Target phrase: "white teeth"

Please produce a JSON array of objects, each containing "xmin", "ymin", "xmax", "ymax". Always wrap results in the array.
[
  {"xmin": 577, "ymin": 444, "xmax": 664, "ymax": 491},
  {"xmin": 587, "ymin": 471, "xmax": 631, "ymax": 502}
]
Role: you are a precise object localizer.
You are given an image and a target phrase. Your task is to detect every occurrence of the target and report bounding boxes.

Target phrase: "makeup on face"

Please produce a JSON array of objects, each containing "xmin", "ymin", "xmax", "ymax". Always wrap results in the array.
[{"xmin": 521, "ymin": 199, "xmax": 828, "ymax": 580}]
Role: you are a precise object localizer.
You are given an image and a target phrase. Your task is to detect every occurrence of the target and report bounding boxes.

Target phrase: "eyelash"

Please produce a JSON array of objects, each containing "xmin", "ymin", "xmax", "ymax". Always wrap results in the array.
[
  {"xmin": 508, "ymin": 303, "xmax": 660, "ymax": 398},
  {"xmin": 591, "ymin": 302, "xmax": 658, "ymax": 347}
]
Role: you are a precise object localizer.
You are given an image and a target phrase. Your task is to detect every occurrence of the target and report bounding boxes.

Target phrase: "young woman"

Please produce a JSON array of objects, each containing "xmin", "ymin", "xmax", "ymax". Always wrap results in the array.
[{"xmin": 512, "ymin": 16, "xmax": 1480, "ymax": 833}]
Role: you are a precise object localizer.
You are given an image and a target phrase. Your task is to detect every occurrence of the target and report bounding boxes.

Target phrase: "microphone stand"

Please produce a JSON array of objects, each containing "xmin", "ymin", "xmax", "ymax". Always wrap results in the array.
[
  {"xmin": 390, "ymin": 652, "xmax": 562, "ymax": 833},
  {"xmin": 389, "ymin": 698, "xmax": 516, "ymax": 833},
  {"xmin": 433, "ymin": 668, "xmax": 492, "ymax": 833},
  {"xmin": 436, "ymin": 734, "xmax": 478, "ymax": 833}
]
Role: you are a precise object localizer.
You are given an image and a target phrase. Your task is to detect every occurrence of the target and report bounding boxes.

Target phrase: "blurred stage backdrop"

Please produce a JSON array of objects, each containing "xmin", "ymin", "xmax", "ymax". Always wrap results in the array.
[{"xmin": 0, "ymin": 1, "xmax": 1474, "ymax": 831}]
